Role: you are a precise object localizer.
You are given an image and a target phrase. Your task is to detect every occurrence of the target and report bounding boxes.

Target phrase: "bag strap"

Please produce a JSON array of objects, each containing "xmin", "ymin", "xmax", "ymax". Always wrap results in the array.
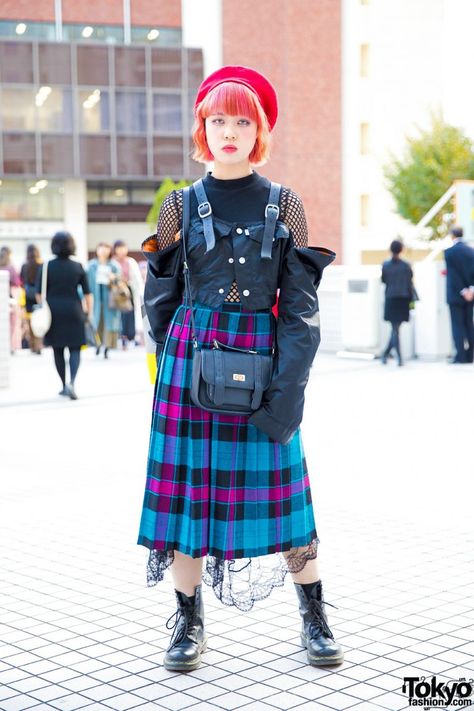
[
  {"xmin": 41, "ymin": 260, "xmax": 49, "ymax": 302},
  {"xmin": 193, "ymin": 179, "xmax": 215, "ymax": 253},
  {"xmin": 261, "ymin": 182, "xmax": 281, "ymax": 259},
  {"xmin": 182, "ymin": 186, "xmax": 199, "ymax": 350}
]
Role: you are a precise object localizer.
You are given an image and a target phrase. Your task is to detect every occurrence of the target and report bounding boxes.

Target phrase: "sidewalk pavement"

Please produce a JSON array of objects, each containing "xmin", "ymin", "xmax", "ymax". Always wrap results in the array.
[{"xmin": 0, "ymin": 347, "xmax": 473, "ymax": 711}]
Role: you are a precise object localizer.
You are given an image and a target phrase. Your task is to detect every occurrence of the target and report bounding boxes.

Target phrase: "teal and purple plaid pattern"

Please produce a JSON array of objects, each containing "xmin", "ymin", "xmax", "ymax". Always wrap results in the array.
[{"xmin": 138, "ymin": 301, "xmax": 318, "ymax": 560}]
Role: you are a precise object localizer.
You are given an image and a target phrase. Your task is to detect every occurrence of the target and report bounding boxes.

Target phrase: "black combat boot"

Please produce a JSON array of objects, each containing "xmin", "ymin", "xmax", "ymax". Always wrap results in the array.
[
  {"xmin": 163, "ymin": 583, "xmax": 208, "ymax": 671},
  {"xmin": 294, "ymin": 580, "xmax": 344, "ymax": 666}
]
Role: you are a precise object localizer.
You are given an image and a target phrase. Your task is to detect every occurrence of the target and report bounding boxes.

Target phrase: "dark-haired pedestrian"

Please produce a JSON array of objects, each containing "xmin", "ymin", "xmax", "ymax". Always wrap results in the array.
[
  {"xmin": 35, "ymin": 232, "xmax": 93, "ymax": 399},
  {"xmin": 20, "ymin": 244, "xmax": 43, "ymax": 354},
  {"xmin": 381, "ymin": 239, "xmax": 414, "ymax": 366}
]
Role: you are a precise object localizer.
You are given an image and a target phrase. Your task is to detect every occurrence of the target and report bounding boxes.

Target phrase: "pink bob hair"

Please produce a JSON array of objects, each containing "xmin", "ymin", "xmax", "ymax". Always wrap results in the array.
[{"xmin": 192, "ymin": 82, "xmax": 271, "ymax": 166}]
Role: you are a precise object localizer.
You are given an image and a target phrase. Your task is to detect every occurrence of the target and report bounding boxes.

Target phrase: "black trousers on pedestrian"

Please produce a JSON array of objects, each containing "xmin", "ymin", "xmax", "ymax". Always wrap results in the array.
[
  {"xmin": 384, "ymin": 321, "xmax": 402, "ymax": 360},
  {"xmin": 449, "ymin": 303, "xmax": 474, "ymax": 363}
]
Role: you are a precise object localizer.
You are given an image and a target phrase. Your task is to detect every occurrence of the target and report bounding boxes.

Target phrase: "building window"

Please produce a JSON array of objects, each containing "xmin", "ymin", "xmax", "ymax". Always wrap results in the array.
[
  {"xmin": 187, "ymin": 49, "xmax": 204, "ymax": 92},
  {"xmin": 360, "ymin": 44, "xmax": 369, "ymax": 78},
  {"xmin": 2, "ymin": 134, "xmax": 37, "ymax": 175},
  {"xmin": 153, "ymin": 93, "xmax": 182, "ymax": 133},
  {"xmin": 360, "ymin": 122, "xmax": 369, "ymax": 155},
  {"xmin": 151, "ymin": 48, "xmax": 182, "ymax": 88},
  {"xmin": 1, "ymin": 89, "xmax": 36, "ymax": 130},
  {"xmin": 360, "ymin": 194, "xmax": 369, "ymax": 227},
  {"xmin": 41, "ymin": 135, "xmax": 74, "ymax": 175},
  {"xmin": 116, "ymin": 91, "xmax": 147, "ymax": 134},
  {"xmin": 77, "ymin": 46, "xmax": 109, "ymax": 85},
  {"xmin": 79, "ymin": 136, "xmax": 111, "ymax": 175},
  {"xmin": 116, "ymin": 137, "xmax": 148, "ymax": 176},
  {"xmin": 130, "ymin": 27, "xmax": 181, "ymax": 46},
  {"xmin": 78, "ymin": 89, "xmax": 110, "ymax": 132},
  {"xmin": 0, "ymin": 179, "xmax": 64, "ymax": 220},
  {"xmin": 38, "ymin": 43, "xmax": 71, "ymax": 85},
  {"xmin": 0, "ymin": 42, "xmax": 33, "ymax": 83},
  {"xmin": 37, "ymin": 88, "xmax": 73, "ymax": 132},
  {"xmin": 153, "ymin": 137, "xmax": 183, "ymax": 176},
  {"xmin": 62, "ymin": 24, "xmax": 124, "ymax": 44},
  {"xmin": 0, "ymin": 21, "xmax": 55, "ymax": 43},
  {"xmin": 101, "ymin": 187, "xmax": 129, "ymax": 204},
  {"xmin": 115, "ymin": 47, "xmax": 146, "ymax": 87}
]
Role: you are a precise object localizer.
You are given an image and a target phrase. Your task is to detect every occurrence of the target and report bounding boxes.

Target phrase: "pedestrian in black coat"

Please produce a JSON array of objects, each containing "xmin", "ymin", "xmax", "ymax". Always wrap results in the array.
[
  {"xmin": 381, "ymin": 239, "xmax": 414, "ymax": 366},
  {"xmin": 444, "ymin": 226, "xmax": 474, "ymax": 363},
  {"xmin": 35, "ymin": 232, "xmax": 93, "ymax": 399}
]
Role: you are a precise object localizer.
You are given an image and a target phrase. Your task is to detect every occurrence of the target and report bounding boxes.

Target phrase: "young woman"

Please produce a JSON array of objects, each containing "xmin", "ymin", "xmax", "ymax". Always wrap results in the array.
[
  {"xmin": 87, "ymin": 243, "xmax": 121, "ymax": 358},
  {"xmin": 20, "ymin": 244, "xmax": 43, "ymax": 354},
  {"xmin": 381, "ymin": 239, "xmax": 415, "ymax": 366},
  {"xmin": 0, "ymin": 246, "xmax": 22, "ymax": 353},
  {"xmin": 35, "ymin": 232, "xmax": 92, "ymax": 400},
  {"xmin": 112, "ymin": 240, "xmax": 144, "ymax": 349},
  {"xmin": 138, "ymin": 65, "xmax": 342, "ymax": 671}
]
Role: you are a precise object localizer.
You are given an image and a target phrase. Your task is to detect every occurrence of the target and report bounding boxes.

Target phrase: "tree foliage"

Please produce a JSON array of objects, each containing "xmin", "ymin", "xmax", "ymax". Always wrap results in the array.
[
  {"xmin": 146, "ymin": 177, "xmax": 193, "ymax": 230},
  {"xmin": 384, "ymin": 114, "xmax": 474, "ymax": 238}
]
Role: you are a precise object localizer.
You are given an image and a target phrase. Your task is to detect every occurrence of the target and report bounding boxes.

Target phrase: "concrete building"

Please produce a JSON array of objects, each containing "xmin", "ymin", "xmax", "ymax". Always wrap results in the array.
[{"xmin": 343, "ymin": 0, "xmax": 474, "ymax": 265}]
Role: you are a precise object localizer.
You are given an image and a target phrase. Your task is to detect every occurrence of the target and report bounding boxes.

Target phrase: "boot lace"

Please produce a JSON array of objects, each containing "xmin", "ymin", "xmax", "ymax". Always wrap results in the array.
[
  {"xmin": 307, "ymin": 598, "xmax": 337, "ymax": 641},
  {"xmin": 165, "ymin": 606, "xmax": 194, "ymax": 648}
]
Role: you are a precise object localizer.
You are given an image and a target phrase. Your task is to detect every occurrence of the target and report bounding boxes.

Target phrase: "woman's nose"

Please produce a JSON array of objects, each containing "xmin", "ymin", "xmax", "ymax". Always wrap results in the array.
[{"xmin": 224, "ymin": 124, "xmax": 236, "ymax": 139}]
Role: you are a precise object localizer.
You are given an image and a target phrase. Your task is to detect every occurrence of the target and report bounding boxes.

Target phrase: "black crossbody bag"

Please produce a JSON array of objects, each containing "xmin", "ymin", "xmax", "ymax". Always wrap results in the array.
[{"xmin": 181, "ymin": 182, "xmax": 279, "ymax": 416}]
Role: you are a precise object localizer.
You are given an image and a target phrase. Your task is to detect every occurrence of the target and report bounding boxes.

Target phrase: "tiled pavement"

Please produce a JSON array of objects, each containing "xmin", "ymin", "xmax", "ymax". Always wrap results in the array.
[{"xmin": 1, "ymin": 348, "xmax": 473, "ymax": 711}]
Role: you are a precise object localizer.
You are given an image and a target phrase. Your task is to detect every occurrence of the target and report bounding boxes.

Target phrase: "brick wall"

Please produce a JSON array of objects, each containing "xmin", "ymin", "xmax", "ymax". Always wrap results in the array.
[
  {"xmin": 222, "ymin": 0, "xmax": 342, "ymax": 259},
  {"xmin": 0, "ymin": 0, "xmax": 181, "ymax": 26}
]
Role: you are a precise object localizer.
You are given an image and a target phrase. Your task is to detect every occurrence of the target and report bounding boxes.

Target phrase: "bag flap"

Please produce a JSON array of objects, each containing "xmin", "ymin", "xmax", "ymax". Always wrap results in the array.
[{"xmin": 200, "ymin": 349, "xmax": 272, "ymax": 390}]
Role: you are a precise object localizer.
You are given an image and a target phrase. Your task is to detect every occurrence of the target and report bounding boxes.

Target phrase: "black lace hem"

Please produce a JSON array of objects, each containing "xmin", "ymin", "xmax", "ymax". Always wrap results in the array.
[{"xmin": 145, "ymin": 538, "xmax": 319, "ymax": 612}]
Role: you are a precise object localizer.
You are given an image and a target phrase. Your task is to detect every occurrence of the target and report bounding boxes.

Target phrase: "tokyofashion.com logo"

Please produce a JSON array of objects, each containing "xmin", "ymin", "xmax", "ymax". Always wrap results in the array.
[{"xmin": 402, "ymin": 676, "xmax": 474, "ymax": 706}]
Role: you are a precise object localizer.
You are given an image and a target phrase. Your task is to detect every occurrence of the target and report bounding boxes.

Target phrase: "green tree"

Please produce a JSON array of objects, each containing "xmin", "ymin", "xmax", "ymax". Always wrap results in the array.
[
  {"xmin": 384, "ymin": 113, "xmax": 474, "ymax": 238},
  {"xmin": 146, "ymin": 177, "xmax": 192, "ymax": 231}
]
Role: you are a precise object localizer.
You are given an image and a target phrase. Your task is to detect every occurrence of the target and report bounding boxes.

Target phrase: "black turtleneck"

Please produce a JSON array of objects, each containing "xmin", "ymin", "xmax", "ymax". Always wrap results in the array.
[{"xmin": 193, "ymin": 171, "xmax": 272, "ymax": 222}]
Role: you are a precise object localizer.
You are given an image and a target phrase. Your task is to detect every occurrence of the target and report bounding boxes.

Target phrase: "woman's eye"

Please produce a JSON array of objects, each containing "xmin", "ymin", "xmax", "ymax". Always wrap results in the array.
[
  {"xmin": 211, "ymin": 118, "xmax": 224, "ymax": 124},
  {"xmin": 238, "ymin": 119, "xmax": 251, "ymax": 125}
]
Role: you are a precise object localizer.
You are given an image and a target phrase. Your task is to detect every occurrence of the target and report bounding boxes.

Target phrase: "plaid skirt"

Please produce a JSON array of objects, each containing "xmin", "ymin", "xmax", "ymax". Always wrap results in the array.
[{"xmin": 138, "ymin": 301, "xmax": 319, "ymax": 611}]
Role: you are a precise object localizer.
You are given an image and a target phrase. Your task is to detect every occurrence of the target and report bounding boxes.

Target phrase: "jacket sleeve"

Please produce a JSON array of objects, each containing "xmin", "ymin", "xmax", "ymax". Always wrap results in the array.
[
  {"xmin": 248, "ymin": 243, "xmax": 336, "ymax": 444},
  {"xmin": 142, "ymin": 236, "xmax": 183, "ymax": 353}
]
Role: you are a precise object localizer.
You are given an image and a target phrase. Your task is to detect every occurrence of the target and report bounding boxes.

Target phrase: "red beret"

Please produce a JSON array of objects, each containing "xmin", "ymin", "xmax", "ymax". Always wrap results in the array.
[{"xmin": 194, "ymin": 65, "xmax": 278, "ymax": 131}]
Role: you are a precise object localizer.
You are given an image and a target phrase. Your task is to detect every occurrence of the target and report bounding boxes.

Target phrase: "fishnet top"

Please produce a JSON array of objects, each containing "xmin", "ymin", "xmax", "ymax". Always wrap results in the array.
[{"xmin": 154, "ymin": 187, "xmax": 308, "ymax": 302}]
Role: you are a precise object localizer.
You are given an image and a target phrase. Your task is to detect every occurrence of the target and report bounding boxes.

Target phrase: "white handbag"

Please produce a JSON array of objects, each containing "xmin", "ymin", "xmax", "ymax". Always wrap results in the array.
[{"xmin": 30, "ymin": 260, "xmax": 52, "ymax": 338}]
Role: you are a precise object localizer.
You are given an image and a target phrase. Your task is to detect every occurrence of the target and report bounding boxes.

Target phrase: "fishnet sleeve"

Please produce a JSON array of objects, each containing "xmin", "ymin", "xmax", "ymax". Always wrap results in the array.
[
  {"xmin": 280, "ymin": 188, "xmax": 309, "ymax": 247},
  {"xmin": 155, "ymin": 190, "xmax": 183, "ymax": 250}
]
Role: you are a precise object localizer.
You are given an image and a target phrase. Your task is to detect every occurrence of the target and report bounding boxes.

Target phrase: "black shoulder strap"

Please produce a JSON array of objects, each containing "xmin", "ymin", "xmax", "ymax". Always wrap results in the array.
[
  {"xmin": 182, "ymin": 185, "xmax": 191, "ymax": 242},
  {"xmin": 261, "ymin": 182, "xmax": 281, "ymax": 259},
  {"xmin": 193, "ymin": 179, "xmax": 216, "ymax": 253}
]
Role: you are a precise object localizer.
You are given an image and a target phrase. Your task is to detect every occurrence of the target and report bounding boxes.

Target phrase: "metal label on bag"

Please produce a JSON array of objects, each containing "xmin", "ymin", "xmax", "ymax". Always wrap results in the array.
[{"xmin": 233, "ymin": 373, "xmax": 246, "ymax": 381}]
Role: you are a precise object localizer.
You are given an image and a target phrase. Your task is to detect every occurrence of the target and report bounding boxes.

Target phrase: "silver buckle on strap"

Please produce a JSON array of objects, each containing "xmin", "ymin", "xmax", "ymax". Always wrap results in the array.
[
  {"xmin": 265, "ymin": 203, "xmax": 280, "ymax": 219},
  {"xmin": 198, "ymin": 201, "xmax": 212, "ymax": 218}
]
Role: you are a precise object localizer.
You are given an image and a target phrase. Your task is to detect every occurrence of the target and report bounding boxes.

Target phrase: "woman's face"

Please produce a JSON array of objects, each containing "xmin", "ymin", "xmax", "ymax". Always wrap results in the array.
[
  {"xmin": 205, "ymin": 113, "xmax": 258, "ymax": 164},
  {"xmin": 114, "ymin": 245, "xmax": 128, "ymax": 259},
  {"xmin": 97, "ymin": 245, "xmax": 111, "ymax": 261}
]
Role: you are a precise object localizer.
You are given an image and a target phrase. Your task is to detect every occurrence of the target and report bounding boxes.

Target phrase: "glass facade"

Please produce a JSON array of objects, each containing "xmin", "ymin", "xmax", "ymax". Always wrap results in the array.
[
  {"xmin": 0, "ymin": 39, "xmax": 204, "ymax": 180},
  {"xmin": 153, "ymin": 93, "xmax": 182, "ymax": 133},
  {"xmin": 0, "ymin": 21, "xmax": 181, "ymax": 47},
  {"xmin": 0, "ymin": 179, "xmax": 64, "ymax": 220}
]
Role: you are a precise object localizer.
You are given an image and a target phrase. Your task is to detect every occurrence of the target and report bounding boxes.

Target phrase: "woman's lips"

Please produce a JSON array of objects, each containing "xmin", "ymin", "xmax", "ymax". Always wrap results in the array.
[{"xmin": 222, "ymin": 146, "xmax": 237, "ymax": 153}]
